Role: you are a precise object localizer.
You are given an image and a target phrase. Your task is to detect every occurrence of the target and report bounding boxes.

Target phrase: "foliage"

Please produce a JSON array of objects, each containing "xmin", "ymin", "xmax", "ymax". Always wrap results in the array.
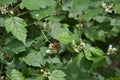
[{"xmin": 0, "ymin": 0, "xmax": 120, "ymax": 80}]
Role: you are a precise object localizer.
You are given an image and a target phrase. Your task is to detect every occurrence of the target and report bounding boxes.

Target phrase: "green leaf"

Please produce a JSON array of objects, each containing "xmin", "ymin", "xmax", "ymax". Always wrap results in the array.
[
  {"xmin": 0, "ymin": 18, "xmax": 5, "ymax": 26},
  {"xmin": 110, "ymin": 19, "xmax": 120, "ymax": 26},
  {"xmin": 30, "ymin": 6, "xmax": 55, "ymax": 20},
  {"xmin": 26, "ymin": 76, "xmax": 45, "ymax": 80},
  {"xmin": 85, "ymin": 27, "xmax": 106, "ymax": 42},
  {"xmin": 57, "ymin": 32, "xmax": 78, "ymax": 44},
  {"xmin": 10, "ymin": 69, "xmax": 25, "ymax": 80},
  {"xmin": 85, "ymin": 27, "xmax": 98, "ymax": 41},
  {"xmin": 106, "ymin": 77, "xmax": 120, "ymax": 80},
  {"xmin": 81, "ymin": 9, "xmax": 100, "ymax": 21},
  {"xmin": 46, "ymin": 57, "xmax": 61, "ymax": 64},
  {"xmin": 5, "ymin": 17, "xmax": 27, "ymax": 43},
  {"xmin": 94, "ymin": 16, "xmax": 111, "ymax": 23},
  {"xmin": 83, "ymin": 44, "xmax": 93, "ymax": 60},
  {"xmin": 20, "ymin": 0, "xmax": 55, "ymax": 10},
  {"xmin": 84, "ymin": 44, "xmax": 104, "ymax": 62},
  {"xmin": 22, "ymin": 47, "xmax": 47, "ymax": 67},
  {"xmin": 98, "ymin": 30, "xmax": 106, "ymax": 41},
  {"xmin": 0, "ymin": 0, "xmax": 17, "ymax": 6},
  {"xmin": 7, "ymin": 39, "xmax": 26, "ymax": 54},
  {"xmin": 48, "ymin": 70, "xmax": 66, "ymax": 80},
  {"xmin": 50, "ymin": 23, "xmax": 68, "ymax": 39},
  {"xmin": 113, "ymin": 4, "xmax": 120, "ymax": 14},
  {"xmin": 47, "ymin": 15, "xmax": 65, "ymax": 23},
  {"xmin": 69, "ymin": 0, "xmax": 93, "ymax": 17},
  {"xmin": 90, "ymin": 47, "xmax": 104, "ymax": 57},
  {"xmin": 62, "ymin": 0, "xmax": 73, "ymax": 11},
  {"xmin": 105, "ymin": 56, "xmax": 112, "ymax": 65},
  {"xmin": 64, "ymin": 54, "xmax": 94, "ymax": 80},
  {"xmin": 50, "ymin": 23, "xmax": 77, "ymax": 44}
]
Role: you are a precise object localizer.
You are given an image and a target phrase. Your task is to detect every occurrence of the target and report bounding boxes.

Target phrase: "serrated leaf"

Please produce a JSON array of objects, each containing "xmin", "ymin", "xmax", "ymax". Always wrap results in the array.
[
  {"xmin": 48, "ymin": 70, "xmax": 66, "ymax": 80},
  {"xmin": 20, "ymin": 0, "xmax": 55, "ymax": 10},
  {"xmin": 10, "ymin": 69, "xmax": 25, "ymax": 80},
  {"xmin": 22, "ymin": 47, "xmax": 47, "ymax": 67},
  {"xmin": 50, "ymin": 23, "xmax": 77, "ymax": 44},
  {"xmin": 69, "ymin": 0, "xmax": 91, "ymax": 17},
  {"xmin": 7, "ymin": 39, "xmax": 26, "ymax": 54},
  {"xmin": 46, "ymin": 57, "xmax": 61, "ymax": 64},
  {"xmin": 5, "ymin": 17, "xmax": 27, "ymax": 43},
  {"xmin": 81, "ymin": 9, "xmax": 99, "ymax": 21},
  {"xmin": 50, "ymin": 23, "xmax": 69, "ymax": 39},
  {"xmin": 0, "ymin": 0, "xmax": 17, "ymax": 6}
]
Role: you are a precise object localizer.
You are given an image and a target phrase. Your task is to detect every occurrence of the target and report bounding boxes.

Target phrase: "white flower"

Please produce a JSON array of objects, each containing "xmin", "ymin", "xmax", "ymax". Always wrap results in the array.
[
  {"xmin": 73, "ymin": 47, "xmax": 80, "ymax": 53},
  {"xmin": 105, "ymin": 8, "xmax": 112, "ymax": 13},
  {"xmin": 107, "ymin": 44, "xmax": 117, "ymax": 55},
  {"xmin": 49, "ymin": 44, "xmax": 54, "ymax": 49},
  {"xmin": 46, "ymin": 49, "xmax": 52, "ymax": 53},
  {"xmin": 107, "ymin": 52, "xmax": 110, "ymax": 55},
  {"xmin": 109, "ymin": 44, "xmax": 112, "ymax": 49},
  {"xmin": 80, "ymin": 42, "xmax": 86, "ymax": 48},
  {"xmin": 101, "ymin": 2, "xmax": 107, "ymax": 8},
  {"xmin": 112, "ymin": 48, "xmax": 117, "ymax": 51}
]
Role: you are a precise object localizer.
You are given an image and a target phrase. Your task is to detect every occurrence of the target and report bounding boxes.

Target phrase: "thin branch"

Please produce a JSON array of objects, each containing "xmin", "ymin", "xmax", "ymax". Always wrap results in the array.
[
  {"xmin": 17, "ymin": 11, "xmax": 29, "ymax": 16},
  {"xmin": 27, "ymin": 22, "xmax": 36, "ymax": 26},
  {"xmin": 10, "ymin": 3, "xmax": 20, "ymax": 11},
  {"xmin": 41, "ymin": 30, "xmax": 52, "ymax": 43}
]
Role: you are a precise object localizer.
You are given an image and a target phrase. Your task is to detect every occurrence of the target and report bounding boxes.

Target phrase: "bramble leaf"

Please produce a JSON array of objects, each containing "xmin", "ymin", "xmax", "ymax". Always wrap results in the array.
[
  {"xmin": 22, "ymin": 47, "xmax": 47, "ymax": 67},
  {"xmin": 5, "ymin": 17, "xmax": 27, "ymax": 43},
  {"xmin": 0, "ymin": 0, "xmax": 17, "ymax": 6},
  {"xmin": 10, "ymin": 69, "xmax": 25, "ymax": 80},
  {"xmin": 20, "ymin": 0, "xmax": 55, "ymax": 10},
  {"xmin": 48, "ymin": 70, "xmax": 66, "ymax": 80}
]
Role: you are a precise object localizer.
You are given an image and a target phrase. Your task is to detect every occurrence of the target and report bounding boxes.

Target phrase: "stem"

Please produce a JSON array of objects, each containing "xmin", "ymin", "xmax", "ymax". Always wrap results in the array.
[
  {"xmin": 41, "ymin": 30, "xmax": 51, "ymax": 32},
  {"xmin": 27, "ymin": 22, "xmax": 36, "ymax": 26},
  {"xmin": 17, "ymin": 11, "xmax": 29, "ymax": 16},
  {"xmin": 41, "ymin": 30, "xmax": 52, "ymax": 43},
  {"xmin": 8, "ymin": 13, "xmax": 13, "ymax": 17},
  {"xmin": 10, "ymin": 3, "xmax": 20, "ymax": 11}
]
